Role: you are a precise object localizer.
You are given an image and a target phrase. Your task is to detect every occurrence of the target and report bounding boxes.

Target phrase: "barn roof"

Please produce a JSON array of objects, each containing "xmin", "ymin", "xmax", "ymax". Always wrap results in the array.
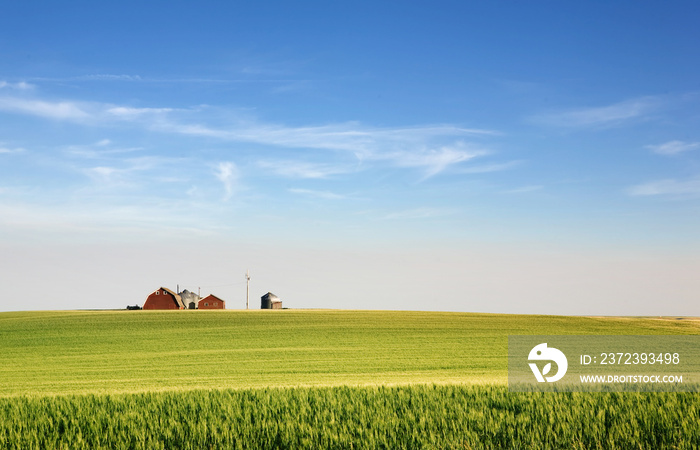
[
  {"xmin": 200, "ymin": 294, "xmax": 224, "ymax": 302},
  {"xmin": 160, "ymin": 287, "xmax": 185, "ymax": 309}
]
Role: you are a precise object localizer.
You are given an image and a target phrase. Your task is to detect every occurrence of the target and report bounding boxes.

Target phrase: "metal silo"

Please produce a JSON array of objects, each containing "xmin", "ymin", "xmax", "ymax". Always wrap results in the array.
[{"xmin": 261, "ymin": 292, "xmax": 279, "ymax": 309}]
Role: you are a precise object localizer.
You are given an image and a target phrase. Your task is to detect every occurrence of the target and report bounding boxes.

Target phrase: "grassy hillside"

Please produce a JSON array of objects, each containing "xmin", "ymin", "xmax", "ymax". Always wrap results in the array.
[{"xmin": 2, "ymin": 310, "xmax": 698, "ymax": 396}]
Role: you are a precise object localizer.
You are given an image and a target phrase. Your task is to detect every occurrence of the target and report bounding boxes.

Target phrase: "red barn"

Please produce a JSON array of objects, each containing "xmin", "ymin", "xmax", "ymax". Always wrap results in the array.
[
  {"xmin": 143, "ymin": 287, "xmax": 185, "ymax": 310},
  {"xmin": 198, "ymin": 294, "xmax": 225, "ymax": 310}
]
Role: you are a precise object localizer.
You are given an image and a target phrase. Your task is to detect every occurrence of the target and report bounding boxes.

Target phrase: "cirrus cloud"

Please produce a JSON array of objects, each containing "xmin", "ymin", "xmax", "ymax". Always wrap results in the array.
[
  {"xmin": 646, "ymin": 140, "xmax": 700, "ymax": 155},
  {"xmin": 0, "ymin": 89, "xmax": 504, "ymax": 180},
  {"xmin": 215, "ymin": 161, "xmax": 239, "ymax": 200},
  {"xmin": 530, "ymin": 96, "xmax": 660, "ymax": 128},
  {"xmin": 288, "ymin": 188, "xmax": 348, "ymax": 200},
  {"xmin": 0, "ymin": 81, "xmax": 33, "ymax": 90},
  {"xmin": 0, "ymin": 96, "xmax": 90, "ymax": 120},
  {"xmin": 257, "ymin": 160, "xmax": 353, "ymax": 179},
  {"xmin": 628, "ymin": 177, "xmax": 700, "ymax": 198}
]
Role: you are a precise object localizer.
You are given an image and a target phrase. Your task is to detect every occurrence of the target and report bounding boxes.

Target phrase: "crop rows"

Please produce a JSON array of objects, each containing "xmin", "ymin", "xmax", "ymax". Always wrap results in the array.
[
  {"xmin": 4, "ymin": 310, "xmax": 698, "ymax": 397},
  {"xmin": 1, "ymin": 384, "xmax": 698, "ymax": 449}
]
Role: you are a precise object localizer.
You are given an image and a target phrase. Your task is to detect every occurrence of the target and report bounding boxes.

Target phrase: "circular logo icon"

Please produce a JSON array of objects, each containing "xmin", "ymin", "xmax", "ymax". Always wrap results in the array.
[{"xmin": 528, "ymin": 343, "xmax": 568, "ymax": 382}]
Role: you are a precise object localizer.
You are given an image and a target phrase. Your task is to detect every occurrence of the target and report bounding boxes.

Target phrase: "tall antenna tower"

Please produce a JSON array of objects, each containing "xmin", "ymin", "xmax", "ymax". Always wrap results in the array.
[{"xmin": 245, "ymin": 269, "xmax": 251, "ymax": 310}]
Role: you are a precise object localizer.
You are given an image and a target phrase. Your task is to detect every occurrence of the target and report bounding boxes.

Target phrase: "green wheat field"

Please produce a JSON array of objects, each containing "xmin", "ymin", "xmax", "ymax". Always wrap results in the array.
[{"xmin": 1, "ymin": 310, "xmax": 699, "ymax": 448}]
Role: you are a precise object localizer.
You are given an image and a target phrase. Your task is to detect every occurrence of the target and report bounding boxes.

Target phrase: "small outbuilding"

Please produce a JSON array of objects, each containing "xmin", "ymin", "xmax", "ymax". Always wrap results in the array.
[
  {"xmin": 198, "ymin": 294, "xmax": 226, "ymax": 310},
  {"xmin": 261, "ymin": 292, "xmax": 282, "ymax": 309},
  {"xmin": 143, "ymin": 287, "xmax": 185, "ymax": 310}
]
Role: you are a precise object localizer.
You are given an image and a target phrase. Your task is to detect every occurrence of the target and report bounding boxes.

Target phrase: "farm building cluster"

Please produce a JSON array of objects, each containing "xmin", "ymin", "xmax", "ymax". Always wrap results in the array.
[
  {"xmin": 143, "ymin": 287, "xmax": 226, "ymax": 310},
  {"xmin": 135, "ymin": 287, "xmax": 283, "ymax": 310}
]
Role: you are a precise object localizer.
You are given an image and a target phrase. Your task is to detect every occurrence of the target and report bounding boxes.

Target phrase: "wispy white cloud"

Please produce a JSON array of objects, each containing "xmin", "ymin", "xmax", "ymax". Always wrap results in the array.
[
  {"xmin": 106, "ymin": 106, "xmax": 175, "ymax": 118},
  {"xmin": 257, "ymin": 160, "xmax": 352, "ymax": 179},
  {"xmin": 215, "ymin": 161, "xmax": 239, "ymax": 200},
  {"xmin": 0, "ymin": 90, "xmax": 502, "ymax": 178},
  {"xmin": 0, "ymin": 81, "xmax": 34, "ymax": 90},
  {"xmin": 386, "ymin": 143, "xmax": 487, "ymax": 178},
  {"xmin": 0, "ymin": 196, "xmax": 217, "ymax": 238},
  {"xmin": 0, "ymin": 96, "xmax": 90, "ymax": 120},
  {"xmin": 288, "ymin": 188, "xmax": 347, "ymax": 200},
  {"xmin": 269, "ymin": 80, "xmax": 312, "ymax": 94},
  {"xmin": 79, "ymin": 74, "xmax": 143, "ymax": 82},
  {"xmin": 0, "ymin": 94, "xmax": 176, "ymax": 124},
  {"xmin": 503, "ymin": 185, "xmax": 544, "ymax": 194},
  {"xmin": 457, "ymin": 160, "xmax": 522, "ymax": 174},
  {"xmin": 85, "ymin": 166, "xmax": 121, "ymax": 182},
  {"xmin": 27, "ymin": 74, "xmax": 143, "ymax": 83},
  {"xmin": 646, "ymin": 140, "xmax": 700, "ymax": 155},
  {"xmin": 530, "ymin": 96, "xmax": 659, "ymax": 128},
  {"xmin": 628, "ymin": 177, "xmax": 700, "ymax": 197},
  {"xmin": 169, "ymin": 121, "xmax": 493, "ymax": 156},
  {"xmin": 64, "ymin": 140, "xmax": 144, "ymax": 159},
  {"xmin": 381, "ymin": 208, "xmax": 454, "ymax": 220},
  {"xmin": 152, "ymin": 119, "xmax": 496, "ymax": 177},
  {"xmin": 79, "ymin": 155, "xmax": 188, "ymax": 188},
  {"xmin": 0, "ymin": 146, "xmax": 25, "ymax": 154},
  {"xmin": 29, "ymin": 74, "xmax": 308, "ymax": 85}
]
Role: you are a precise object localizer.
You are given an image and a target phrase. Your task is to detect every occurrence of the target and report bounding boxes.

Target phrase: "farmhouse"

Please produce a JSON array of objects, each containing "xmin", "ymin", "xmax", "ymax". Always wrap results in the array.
[
  {"xmin": 261, "ymin": 292, "xmax": 282, "ymax": 309},
  {"xmin": 198, "ymin": 294, "xmax": 225, "ymax": 309},
  {"xmin": 143, "ymin": 287, "xmax": 185, "ymax": 310}
]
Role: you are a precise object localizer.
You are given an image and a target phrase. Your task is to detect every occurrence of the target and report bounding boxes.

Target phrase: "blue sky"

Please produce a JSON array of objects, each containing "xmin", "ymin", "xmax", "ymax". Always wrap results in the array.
[{"xmin": 1, "ymin": 1, "xmax": 699, "ymax": 314}]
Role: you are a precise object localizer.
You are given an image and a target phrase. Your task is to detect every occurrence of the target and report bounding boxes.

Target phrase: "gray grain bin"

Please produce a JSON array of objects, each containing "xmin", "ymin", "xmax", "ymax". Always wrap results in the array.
[
  {"xmin": 179, "ymin": 289, "xmax": 200, "ymax": 310},
  {"xmin": 261, "ymin": 292, "xmax": 282, "ymax": 309}
]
